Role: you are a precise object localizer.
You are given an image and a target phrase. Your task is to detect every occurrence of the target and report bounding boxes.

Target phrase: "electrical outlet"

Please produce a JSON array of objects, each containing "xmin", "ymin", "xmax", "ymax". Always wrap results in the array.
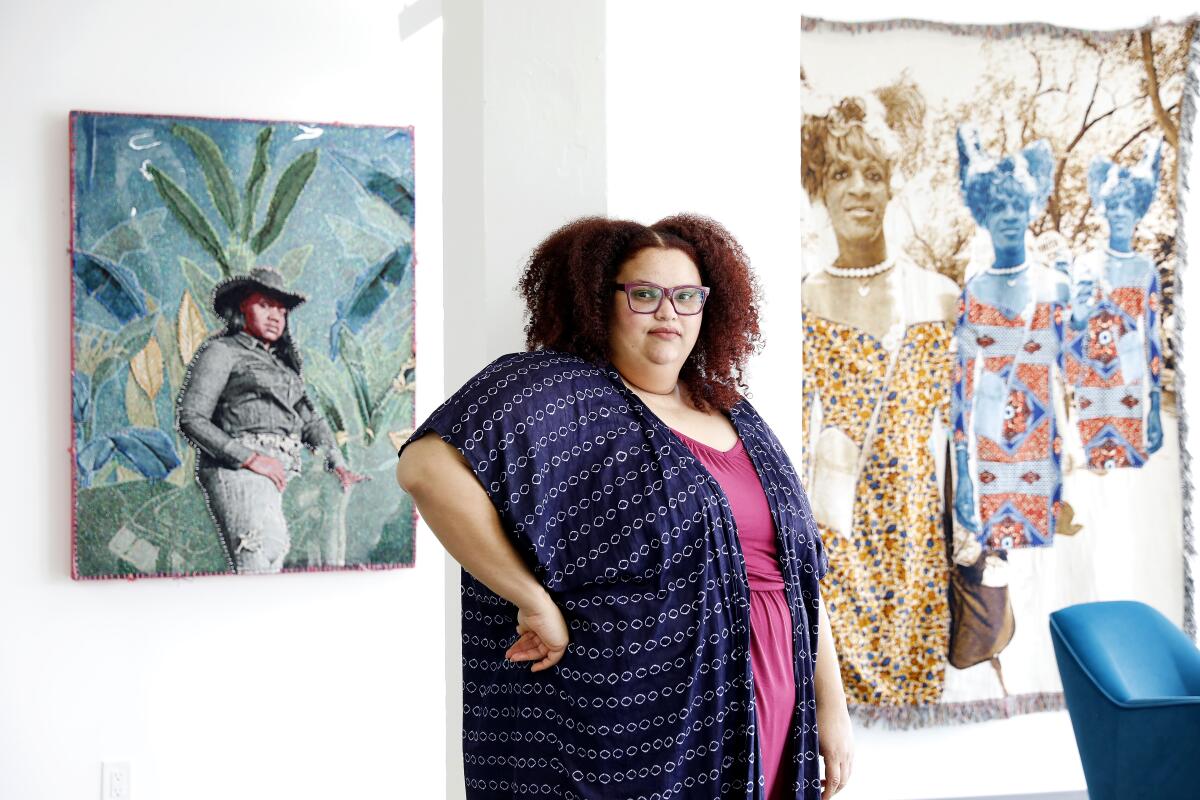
[{"xmin": 101, "ymin": 762, "xmax": 130, "ymax": 800}]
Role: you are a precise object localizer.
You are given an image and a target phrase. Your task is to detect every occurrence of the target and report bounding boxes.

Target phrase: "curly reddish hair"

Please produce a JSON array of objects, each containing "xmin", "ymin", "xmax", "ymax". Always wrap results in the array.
[{"xmin": 517, "ymin": 214, "xmax": 763, "ymax": 411}]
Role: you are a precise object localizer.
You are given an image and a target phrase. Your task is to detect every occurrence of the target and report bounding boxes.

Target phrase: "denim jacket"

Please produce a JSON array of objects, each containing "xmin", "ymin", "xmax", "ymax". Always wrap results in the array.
[{"xmin": 177, "ymin": 332, "xmax": 346, "ymax": 471}]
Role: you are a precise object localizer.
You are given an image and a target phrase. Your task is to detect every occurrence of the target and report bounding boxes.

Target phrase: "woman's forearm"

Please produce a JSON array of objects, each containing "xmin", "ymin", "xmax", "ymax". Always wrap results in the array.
[
  {"xmin": 813, "ymin": 587, "xmax": 855, "ymax": 792},
  {"xmin": 814, "ymin": 594, "xmax": 848, "ymax": 710},
  {"xmin": 177, "ymin": 344, "xmax": 253, "ymax": 468},
  {"xmin": 396, "ymin": 433, "xmax": 549, "ymax": 610}
]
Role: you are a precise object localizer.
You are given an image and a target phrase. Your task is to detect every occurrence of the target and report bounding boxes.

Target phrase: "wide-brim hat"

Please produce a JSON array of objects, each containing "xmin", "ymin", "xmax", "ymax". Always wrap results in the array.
[{"xmin": 211, "ymin": 266, "xmax": 308, "ymax": 316}]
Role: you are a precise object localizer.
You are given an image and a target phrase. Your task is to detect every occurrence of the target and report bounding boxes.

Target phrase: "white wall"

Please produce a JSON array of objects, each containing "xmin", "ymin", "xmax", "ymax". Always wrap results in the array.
[
  {"xmin": 8, "ymin": 2, "xmax": 1199, "ymax": 799},
  {"xmin": 441, "ymin": 3, "xmax": 607, "ymax": 796},
  {"xmin": 608, "ymin": 2, "xmax": 1199, "ymax": 799},
  {"xmin": 1, "ymin": 2, "xmax": 445, "ymax": 798},
  {"xmin": 606, "ymin": 0, "xmax": 806, "ymax": 441}
]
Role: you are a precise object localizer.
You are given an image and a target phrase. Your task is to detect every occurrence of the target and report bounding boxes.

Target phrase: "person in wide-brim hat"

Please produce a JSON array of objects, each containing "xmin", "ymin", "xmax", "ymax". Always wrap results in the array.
[
  {"xmin": 211, "ymin": 265, "xmax": 309, "ymax": 319},
  {"xmin": 177, "ymin": 264, "xmax": 367, "ymax": 575}
]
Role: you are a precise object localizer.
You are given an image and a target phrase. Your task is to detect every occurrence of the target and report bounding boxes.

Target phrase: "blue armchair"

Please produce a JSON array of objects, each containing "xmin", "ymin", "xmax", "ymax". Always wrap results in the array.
[{"xmin": 1049, "ymin": 601, "xmax": 1200, "ymax": 800}]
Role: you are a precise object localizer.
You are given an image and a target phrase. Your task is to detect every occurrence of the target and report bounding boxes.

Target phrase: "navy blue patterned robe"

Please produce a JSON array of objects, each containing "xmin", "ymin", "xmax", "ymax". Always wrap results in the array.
[{"xmin": 400, "ymin": 351, "xmax": 828, "ymax": 799}]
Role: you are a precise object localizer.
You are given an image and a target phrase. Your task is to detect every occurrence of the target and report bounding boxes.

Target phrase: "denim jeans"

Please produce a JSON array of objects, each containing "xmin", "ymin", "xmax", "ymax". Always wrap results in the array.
[{"xmin": 197, "ymin": 433, "xmax": 304, "ymax": 574}]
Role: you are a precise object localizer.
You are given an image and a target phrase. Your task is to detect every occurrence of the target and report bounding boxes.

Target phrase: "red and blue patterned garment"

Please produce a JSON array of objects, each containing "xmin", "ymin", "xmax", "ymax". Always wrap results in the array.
[
  {"xmin": 1064, "ymin": 249, "xmax": 1164, "ymax": 469},
  {"xmin": 952, "ymin": 266, "xmax": 1069, "ymax": 550},
  {"xmin": 400, "ymin": 350, "xmax": 829, "ymax": 799}
]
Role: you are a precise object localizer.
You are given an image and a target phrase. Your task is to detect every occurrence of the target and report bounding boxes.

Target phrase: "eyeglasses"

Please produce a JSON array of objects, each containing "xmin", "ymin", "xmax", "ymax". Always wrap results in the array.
[{"xmin": 614, "ymin": 282, "xmax": 711, "ymax": 315}]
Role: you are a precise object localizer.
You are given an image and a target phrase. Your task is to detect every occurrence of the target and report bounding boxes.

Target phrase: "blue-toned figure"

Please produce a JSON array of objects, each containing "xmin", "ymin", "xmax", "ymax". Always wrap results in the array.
[
  {"xmin": 952, "ymin": 126, "xmax": 1069, "ymax": 557},
  {"xmin": 1065, "ymin": 138, "xmax": 1165, "ymax": 469}
]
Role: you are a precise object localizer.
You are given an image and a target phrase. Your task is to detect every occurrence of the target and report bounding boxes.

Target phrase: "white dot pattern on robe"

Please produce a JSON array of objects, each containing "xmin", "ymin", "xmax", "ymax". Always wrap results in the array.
[{"xmin": 401, "ymin": 351, "xmax": 829, "ymax": 799}]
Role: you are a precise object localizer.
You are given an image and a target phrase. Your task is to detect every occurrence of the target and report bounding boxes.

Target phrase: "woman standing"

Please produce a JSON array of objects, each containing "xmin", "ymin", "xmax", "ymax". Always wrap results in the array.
[
  {"xmin": 396, "ymin": 216, "xmax": 852, "ymax": 799},
  {"xmin": 177, "ymin": 266, "xmax": 366, "ymax": 574},
  {"xmin": 1066, "ymin": 138, "xmax": 1166, "ymax": 470},
  {"xmin": 800, "ymin": 84, "xmax": 961, "ymax": 711},
  {"xmin": 952, "ymin": 127, "xmax": 1067, "ymax": 554}
]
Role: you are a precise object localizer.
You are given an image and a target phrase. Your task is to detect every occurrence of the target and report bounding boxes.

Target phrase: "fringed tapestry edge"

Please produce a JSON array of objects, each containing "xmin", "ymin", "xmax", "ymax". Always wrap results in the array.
[
  {"xmin": 801, "ymin": 15, "xmax": 1200, "ymax": 41},
  {"xmin": 848, "ymin": 692, "xmax": 1065, "ymax": 730},
  {"xmin": 1174, "ymin": 25, "xmax": 1200, "ymax": 639}
]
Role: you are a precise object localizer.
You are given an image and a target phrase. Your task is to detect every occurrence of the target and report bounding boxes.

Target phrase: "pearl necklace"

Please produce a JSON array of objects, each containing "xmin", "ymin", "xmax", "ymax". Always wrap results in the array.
[
  {"xmin": 987, "ymin": 261, "xmax": 1028, "ymax": 287},
  {"xmin": 1105, "ymin": 246, "xmax": 1136, "ymax": 259},
  {"xmin": 987, "ymin": 261, "xmax": 1027, "ymax": 275},
  {"xmin": 827, "ymin": 258, "xmax": 895, "ymax": 296}
]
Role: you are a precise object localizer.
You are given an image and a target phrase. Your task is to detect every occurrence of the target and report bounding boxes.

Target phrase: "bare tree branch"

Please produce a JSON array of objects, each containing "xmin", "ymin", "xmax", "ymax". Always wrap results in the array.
[
  {"xmin": 1048, "ymin": 56, "xmax": 1108, "ymax": 228},
  {"xmin": 1070, "ymin": 200, "xmax": 1095, "ymax": 248},
  {"xmin": 1080, "ymin": 57, "xmax": 1103, "ymax": 133},
  {"xmin": 1022, "ymin": 48, "xmax": 1046, "ymax": 145},
  {"xmin": 1141, "ymin": 30, "xmax": 1180, "ymax": 148},
  {"xmin": 1067, "ymin": 94, "xmax": 1147, "ymax": 152},
  {"xmin": 1112, "ymin": 108, "xmax": 1176, "ymax": 159}
]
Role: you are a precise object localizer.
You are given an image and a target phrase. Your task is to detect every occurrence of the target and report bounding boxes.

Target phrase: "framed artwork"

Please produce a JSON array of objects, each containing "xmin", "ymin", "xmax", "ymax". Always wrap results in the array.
[
  {"xmin": 71, "ymin": 111, "xmax": 416, "ymax": 578},
  {"xmin": 800, "ymin": 18, "xmax": 1196, "ymax": 725}
]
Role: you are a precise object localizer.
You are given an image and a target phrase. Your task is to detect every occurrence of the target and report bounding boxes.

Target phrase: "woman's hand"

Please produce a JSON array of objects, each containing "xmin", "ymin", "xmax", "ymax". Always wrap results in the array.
[
  {"xmin": 1147, "ymin": 390, "xmax": 1163, "ymax": 454},
  {"xmin": 953, "ymin": 447, "xmax": 978, "ymax": 533},
  {"xmin": 243, "ymin": 452, "xmax": 288, "ymax": 492},
  {"xmin": 817, "ymin": 698, "xmax": 854, "ymax": 799},
  {"xmin": 333, "ymin": 465, "xmax": 370, "ymax": 492},
  {"xmin": 814, "ymin": 597, "xmax": 854, "ymax": 799},
  {"xmin": 1069, "ymin": 279, "xmax": 1096, "ymax": 331},
  {"xmin": 505, "ymin": 593, "xmax": 569, "ymax": 672},
  {"xmin": 399, "ymin": 435, "xmax": 569, "ymax": 670},
  {"xmin": 954, "ymin": 476, "xmax": 977, "ymax": 532}
]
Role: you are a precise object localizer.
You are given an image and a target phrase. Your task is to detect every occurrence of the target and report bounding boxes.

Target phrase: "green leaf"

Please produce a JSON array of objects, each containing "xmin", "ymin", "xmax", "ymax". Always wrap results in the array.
[
  {"xmin": 310, "ymin": 382, "xmax": 346, "ymax": 434},
  {"xmin": 357, "ymin": 194, "xmax": 412, "ymax": 242},
  {"xmin": 278, "ymin": 244, "xmax": 314, "ymax": 284},
  {"xmin": 155, "ymin": 311, "xmax": 186, "ymax": 393},
  {"xmin": 252, "ymin": 150, "xmax": 318, "ymax": 255},
  {"xmin": 368, "ymin": 381, "xmax": 413, "ymax": 438},
  {"xmin": 146, "ymin": 164, "xmax": 230, "ymax": 275},
  {"xmin": 113, "ymin": 314, "xmax": 160, "ymax": 362},
  {"xmin": 124, "ymin": 368, "xmax": 158, "ymax": 428},
  {"xmin": 325, "ymin": 214, "xmax": 393, "ymax": 264},
  {"xmin": 367, "ymin": 382, "xmax": 396, "ymax": 435},
  {"xmin": 337, "ymin": 327, "xmax": 373, "ymax": 435},
  {"xmin": 91, "ymin": 313, "xmax": 160, "ymax": 398},
  {"xmin": 91, "ymin": 355, "xmax": 123, "ymax": 397},
  {"xmin": 179, "ymin": 256, "xmax": 218, "ymax": 314},
  {"xmin": 91, "ymin": 209, "xmax": 167, "ymax": 264},
  {"xmin": 309, "ymin": 382, "xmax": 351, "ymax": 461},
  {"xmin": 171, "ymin": 124, "xmax": 240, "ymax": 233},
  {"xmin": 241, "ymin": 127, "xmax": 273, "ymax": 241}
]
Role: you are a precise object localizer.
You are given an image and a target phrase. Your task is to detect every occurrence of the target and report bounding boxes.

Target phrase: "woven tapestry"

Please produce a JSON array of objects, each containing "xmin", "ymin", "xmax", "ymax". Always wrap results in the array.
[
  {"xmin": 800, "ymin": 18, "xmax": 1197, "ymax": 726},
  {"xmin": 71, "ymin": 112, "xmax": 416, "ymax": 578}
]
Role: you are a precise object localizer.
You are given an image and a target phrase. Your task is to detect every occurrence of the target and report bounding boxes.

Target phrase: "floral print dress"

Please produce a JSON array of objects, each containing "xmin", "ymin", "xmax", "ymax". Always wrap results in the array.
[{"xmin": 802, "ymin": 260, "xmax": 957, "ymax": 707}]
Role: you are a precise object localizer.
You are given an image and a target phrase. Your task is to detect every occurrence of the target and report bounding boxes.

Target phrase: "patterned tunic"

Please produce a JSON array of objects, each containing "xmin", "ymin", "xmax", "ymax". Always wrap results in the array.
[
  {"xmin": 1064, "ymin": 249, "xmax": 1164, "ymax": 469},
  {"xmin": 952, "ymin": 265, "xmax": 1069, "ymax": 550},
  {"xmin": 801, "ymin": 303, "xmax": 955, "ymax": 708},
  {"xmin": 401, "ymin": 351, "xmax": 829, "ymax": 799}
]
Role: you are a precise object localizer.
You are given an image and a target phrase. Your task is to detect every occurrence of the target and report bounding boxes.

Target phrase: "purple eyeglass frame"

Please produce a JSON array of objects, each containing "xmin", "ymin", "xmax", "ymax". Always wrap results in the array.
[{"xmin": 613, "ymin": 281, "xmax": 711, "ymax": 315}]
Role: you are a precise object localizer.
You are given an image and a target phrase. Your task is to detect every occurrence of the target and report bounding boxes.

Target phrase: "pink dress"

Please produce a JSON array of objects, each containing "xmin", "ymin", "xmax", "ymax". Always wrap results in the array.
[{"xmin": 673, "ymin": 428, "xmax": 795, "ymax": 800}]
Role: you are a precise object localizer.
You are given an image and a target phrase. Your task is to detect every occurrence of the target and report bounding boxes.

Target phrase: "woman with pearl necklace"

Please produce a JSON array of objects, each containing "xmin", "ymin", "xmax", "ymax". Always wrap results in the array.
[
  {"xmin": 952, "ymin": 126, "xmax": 1069, "ymax": 560},
  {"xmin": 1064, "ymin": 138, "xmax": 1166, "ymax": 471},
  {"xmin": 800, "ymin": 82, "xmax": 961, "ymax": 713}
]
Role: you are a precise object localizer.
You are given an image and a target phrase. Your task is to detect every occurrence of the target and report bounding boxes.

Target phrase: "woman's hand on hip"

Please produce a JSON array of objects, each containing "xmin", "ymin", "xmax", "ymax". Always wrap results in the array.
[
  {"xmin": 243, "ymin": 452, "xmax": 288, "ymax": 492},
  {"xmin": 398, "ymin": 433, "xmax": 568, "ymax": 670},
  {"xmin": 506, "ymin": 592, "xmax": 569, "ymax": 673}
]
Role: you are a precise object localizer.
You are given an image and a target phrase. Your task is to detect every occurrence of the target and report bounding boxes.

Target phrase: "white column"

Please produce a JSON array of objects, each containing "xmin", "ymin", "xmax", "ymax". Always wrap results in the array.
[{"xmin": 442, "ymin": 3, "xmax": 606, "ymax": 795}]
